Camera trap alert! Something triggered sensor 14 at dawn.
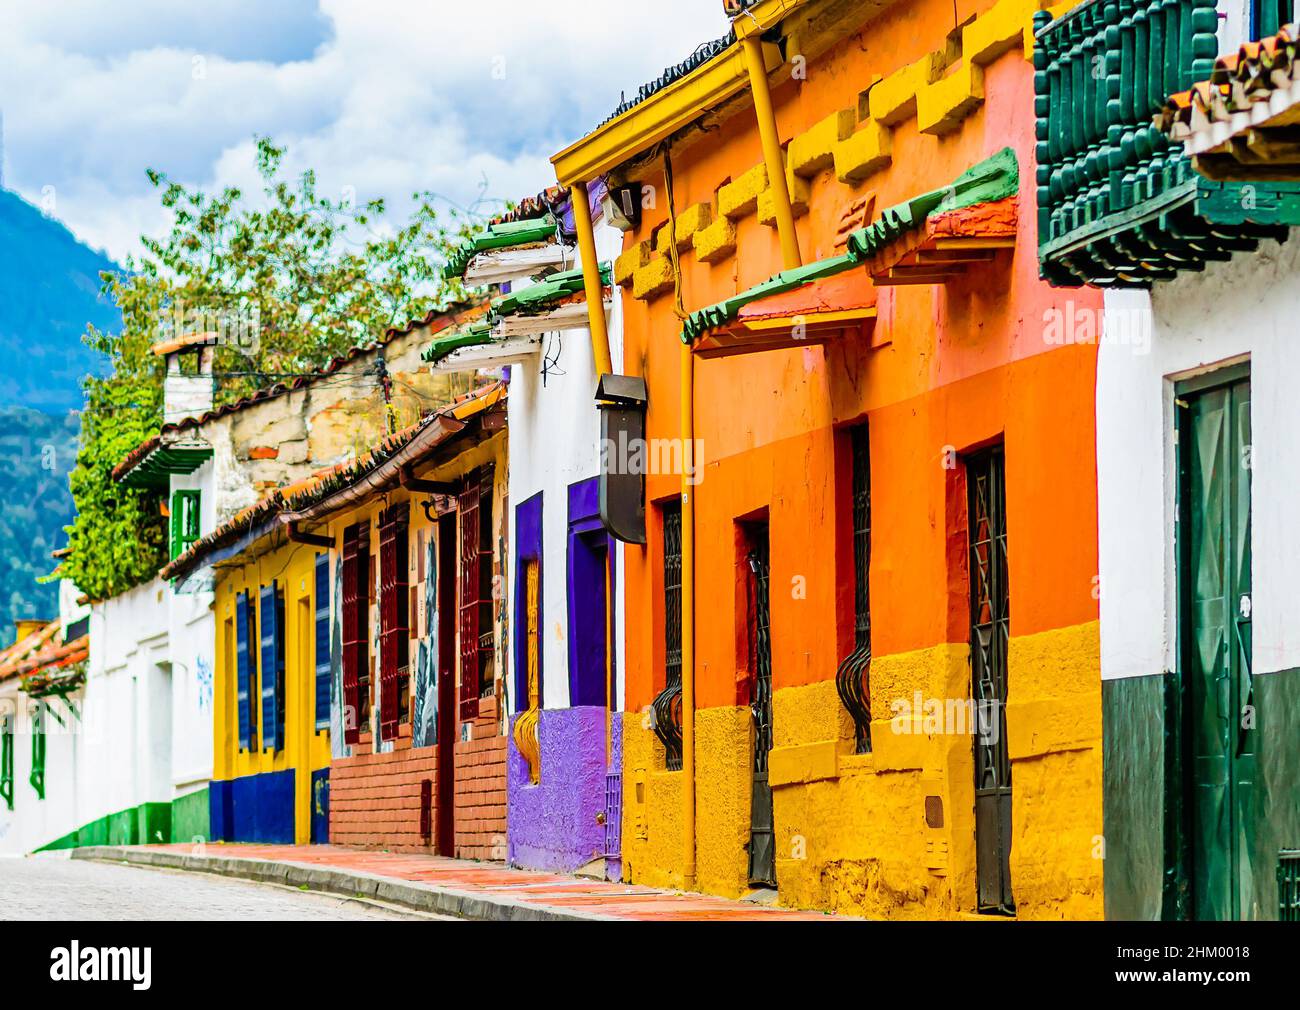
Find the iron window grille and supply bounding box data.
[968,447,1014,915]
[653,500,684,770]
[458,467,496,721]
[378,504,411,742]
[836,424,873,753]
[477,467,496,703]
[1280,850,1300,921]
[341,521,371,744]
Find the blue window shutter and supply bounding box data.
[236,593,251,749]
[259,584,284,752]
[314,553,331,730]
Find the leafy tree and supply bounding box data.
[59,137,482,600]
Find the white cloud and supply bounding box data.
[0,0,731,261]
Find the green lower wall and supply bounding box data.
[169,787,211,844]
[35,786,210,852]
[1102,674,1166,920]
[1251,671,1300,919]
[1103,668,1300,920]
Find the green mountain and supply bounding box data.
[0,189,121,643]
[0,406,80,638]
[0,189,119,409]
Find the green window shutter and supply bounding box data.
[30,703,45,800]
[170,489,202,560]
[0,713,13,810]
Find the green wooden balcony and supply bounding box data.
[1033,0,1300,287]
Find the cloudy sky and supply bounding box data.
[0,0,730,262]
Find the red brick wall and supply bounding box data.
[330,723,439,852]
[329,703,507,858]
[453,698,508,860]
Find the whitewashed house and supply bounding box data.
[1035,3,1300,919]
[429,186,630,875]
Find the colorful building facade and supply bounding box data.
[434,190,627,876]
[159,309,482,845]
[1034,6,1300,919]
[554,0,1106,917]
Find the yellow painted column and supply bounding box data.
[741,35,801,271]
[680,340,696,889]
[570,182,614,379]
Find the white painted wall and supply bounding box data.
[0,681,81,854]
[1098,230,1300,681]
[505,216,626,712]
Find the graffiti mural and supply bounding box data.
[412,535,438,748]
[194,656,213,711]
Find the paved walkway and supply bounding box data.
[1,853,443,920]
[74,844,835,921]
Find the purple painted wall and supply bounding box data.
[507,706,621,873]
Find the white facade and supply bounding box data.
[1098,230,1300,682]
[504,216,626,712]
[0,585,91,854]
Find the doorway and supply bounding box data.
[967,445,1014,915]
[743,520,775,888]
[1176,367,1254,920]
[436,514,458,856]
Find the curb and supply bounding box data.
[70,846,616,922]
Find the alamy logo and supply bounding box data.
[49,942,151,990]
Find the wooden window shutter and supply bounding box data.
[259,583,285,752]
[235,591,253,750]
[458,478,481,721]
[169,489,202,560]
[314,552,331,731]
[0,713,13,811]
[341,524,363,744]
[29,703,45,799]
[377,505,410,742]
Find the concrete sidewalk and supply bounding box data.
[72,844,837,921]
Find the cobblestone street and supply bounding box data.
[0,855,449,921]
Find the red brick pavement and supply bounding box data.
[142,843,836,921]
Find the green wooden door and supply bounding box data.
[1179,373,1255,921]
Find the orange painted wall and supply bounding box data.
[620,0,1103,721]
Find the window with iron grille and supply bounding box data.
[30,702,45,800]
[169,488,201,561]
[0,711,13,811]
[458,468,496,721]
[378,504,410,742]
[835,424,873,753]
[476,467,496,702]
[341,521,371,744]
[653,499,684,770]
[259,582,286,753]
[1280,851,1300,922]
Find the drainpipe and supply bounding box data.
[740,34,801,271]
[680,340,697,890]
[569,182,614,380]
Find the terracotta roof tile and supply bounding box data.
[0,620,77,683]
[113,301,493,482]
[1160,23,1300,144]
[159,381,506,581]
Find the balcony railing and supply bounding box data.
[1033,0,1300,286]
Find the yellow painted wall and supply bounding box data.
[213,537,333,845]
[623,622,1102,918]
